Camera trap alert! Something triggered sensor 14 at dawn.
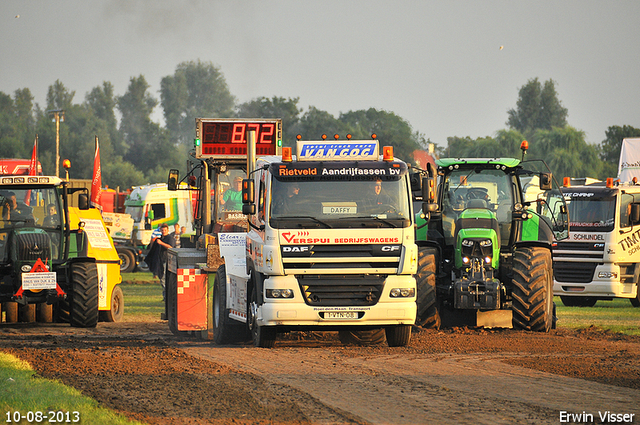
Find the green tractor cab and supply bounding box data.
[413,155,568,331]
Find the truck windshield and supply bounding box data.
[565,192,616,232]
[270,179,411,229]
[0,187,64,261]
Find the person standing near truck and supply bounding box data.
[144,223,176,299]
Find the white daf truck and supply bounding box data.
[164,118,418,347]
[553,177,640,307]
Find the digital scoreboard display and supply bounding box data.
[196,119,282,159]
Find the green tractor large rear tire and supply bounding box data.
[511,247,553,332]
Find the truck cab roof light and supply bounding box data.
[606,177,614,188]
[383,146,394,162]
[334,134,339,140]
[520,140,529,152]
[282,147,293,162]
[346,134,352,140]
[563,177,570,187]
[371,133,377,140]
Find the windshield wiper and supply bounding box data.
[274,216,332,228]
[340,215,399,228]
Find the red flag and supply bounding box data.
[24,136,38,205]
[90,136,102,210]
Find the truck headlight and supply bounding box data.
[390,288,415,298]
[597,272,617,279]
[266,289,294,298]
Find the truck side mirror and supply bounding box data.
[410,173,422,192]
[242,204,256,215]
[167,169,179,191]
[540,172,552,190]
[78,193,89,210]
[631,203,640,224]
[242,179,254,204]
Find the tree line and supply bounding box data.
[0,61,638,189]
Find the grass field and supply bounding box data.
[555,297,640,336]
[0,353,143,425]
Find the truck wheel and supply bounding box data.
[37,303,53,323]
[512,247,553,332]
[338,329,386,345]
[100,285,124,322]
[248,284,276,348]
[4,302,18,323]
[136,260,149,273]
[560,296,597,307]
[20,304,36,322]
[385,325,412,347]
[213,265,248,344]
[69,262,99,328]
[118,249,136,273]
[631,287,640,308]
[415,247,441,328]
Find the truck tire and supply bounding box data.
[37,303,53,323]
[69,262,99,328]
[560,296,597,307]
[4,302,18,323]
[338,329,386,346]
[117,248,136,274]
[100,285,124,322]
[631,287,640,308]
[415,247,441,329]
[213,265,248,344]
[511,247,553,332]
[20,304,36,322]
[136,260,149,273]
[385,325,412,347]
[248,284,276,348]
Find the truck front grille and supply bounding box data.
[281,244,401,274]
[552,241,605,261]
[298,275,385,307]
[554,261,597,283]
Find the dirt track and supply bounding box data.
[1,321,640,425]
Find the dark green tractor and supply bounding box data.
[414,154,568,331]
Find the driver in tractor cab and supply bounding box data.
[1,191,33,223]
[221,176,243,211]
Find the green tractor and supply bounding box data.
[414,150,568,331]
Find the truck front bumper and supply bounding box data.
[553,264,637,299]
[257,274,416,327]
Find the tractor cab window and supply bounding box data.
[215,169,247,224]
[441,168,514,246]
[0,187,64,261]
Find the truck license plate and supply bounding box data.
[324,311,358,319]
[22,272,57,290]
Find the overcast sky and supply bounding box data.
[1,0,639,149]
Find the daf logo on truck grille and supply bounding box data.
[282,246,310,253]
